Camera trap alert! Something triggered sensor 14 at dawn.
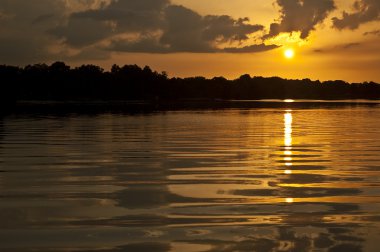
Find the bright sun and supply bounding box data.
[284,49,295,59]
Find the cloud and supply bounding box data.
[109,38,278,54]
[50,16,115,47]
[265,0,336,39]
[0,0,68,64]
[342,42,361,49]
[50,0,168,47]
[313,42,363,53]
[32,14,56,24]
[332,0,380,30]
[70,0,169,33]
[223,44,280,53]
[159,5,213,52]
[0,37,50,64]
[202,15,264,42]
[364,29,380,36]
[52,1,272,53]
[0,0,304,64]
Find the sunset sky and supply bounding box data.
[0,0,379,82]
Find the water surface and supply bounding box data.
[1,104,380,251]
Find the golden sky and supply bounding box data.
[0,0,379,82]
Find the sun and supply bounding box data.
[284,49,295,59]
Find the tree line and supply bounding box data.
[1,62,380,105]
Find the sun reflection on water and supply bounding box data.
[284,150,292,156]
[284,169,292,175]
[284,99,295,103]
[284,112,293,148]
[286,198,294,203]
[284,111,293,202]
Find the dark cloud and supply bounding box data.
[107,4,271,54]
[202,15,264,42]
[160,5,212,52]
[342,42,361,49]
[0,0,67,64]
[70,0,168,32]
[313,42,363,53]
[53,1,271,53]
[265,0,336,39]
[157,5,265,53]
[333,0,380,30]
[32,14,55,24]
[50,16,115,47]
[0,37,50,64]
[52,0,165,47]
[364,29,380,36]
[223,44,280,53]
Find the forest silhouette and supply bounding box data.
[1,62,380,109]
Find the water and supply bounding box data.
[1,104,380,251]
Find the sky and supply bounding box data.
[0,0,379,82]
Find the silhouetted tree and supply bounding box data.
[0,62,379,112]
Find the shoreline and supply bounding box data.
[2,99,379,115]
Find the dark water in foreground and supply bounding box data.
[1,104,380,251]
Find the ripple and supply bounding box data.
[1,107,380,251]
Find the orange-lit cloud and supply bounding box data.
[333,0,380,30]
[265,0,336,39]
